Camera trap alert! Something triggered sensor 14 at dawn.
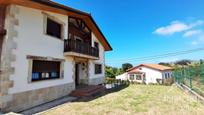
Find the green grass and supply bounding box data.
[39,85,204,115]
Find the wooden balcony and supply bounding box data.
[64,39,99,59]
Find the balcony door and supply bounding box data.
[68,17,91,45]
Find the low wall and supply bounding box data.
[89,77,104,85]
[2,82,75,113]
[176,83,204,105]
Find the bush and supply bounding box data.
[163,78,174,86]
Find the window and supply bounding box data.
[139,68,142,70]
[95,64,102,74]
[165,73,168,79]
[129,74,135,80]
[136,75,142,80]
[167,73,170,78]
[46,18,62,39]
[31,60,61,82]
[94,42,99,49]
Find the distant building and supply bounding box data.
[116,64,173,84]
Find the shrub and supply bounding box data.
[163,78,174,86]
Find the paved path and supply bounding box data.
[20,96,77,115]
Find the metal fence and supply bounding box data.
[173,64,204,96]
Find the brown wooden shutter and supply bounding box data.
[0,5,7,64]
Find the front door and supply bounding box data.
[75,64,79,86]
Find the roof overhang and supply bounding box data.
[127,64,173,72]
[0,0,112,51]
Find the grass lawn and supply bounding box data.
[39,85,204,115]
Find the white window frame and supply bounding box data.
[42,12,65,40]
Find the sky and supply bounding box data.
[54,0,204,67]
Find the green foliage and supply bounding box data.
[122,63,133,72]
[158,62,171,67]
[174,62,204,86]
[175,59,192,66]
[105,66,124,78]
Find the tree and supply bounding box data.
[105,65,125,78]
[105,66,115,78]
[122,63,133,72]
[158,62,171,67]
[200,59,204,65]
[175,59,192,66]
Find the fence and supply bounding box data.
[173,64,204,96]
[104,78,130,90]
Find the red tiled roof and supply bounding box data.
[128,69,143,74]
[128,64,173,72]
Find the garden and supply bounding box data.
[39,84,204,115]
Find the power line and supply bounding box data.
[106,47,204,64]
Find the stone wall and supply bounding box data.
[3,83,75,112]
[89,77,105,85]
[0,5,18,112]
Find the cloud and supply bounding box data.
[190,35,204,45]
[183,30,202,37]
[189,20,204,27]
[153,20,203,36]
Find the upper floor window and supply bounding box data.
[46,18,62,39]
[94,42,99,49]
[42,12,65,40]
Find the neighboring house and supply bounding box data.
[116,64,173,84]
[0,0,112,112]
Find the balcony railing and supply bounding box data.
[64,39,99,58]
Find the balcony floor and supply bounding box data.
[64,52,99,60]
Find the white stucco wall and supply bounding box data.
[116,73,128,80]
[88,33,105,80]
[116,66,172,84]
[135,67,162,84]
[8,5,74,94]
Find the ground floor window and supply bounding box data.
[95,64,102,74]
[129,74,135,80]
[136,75,142,80]
[31,60,61,82]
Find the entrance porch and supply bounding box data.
[74,58,89,87]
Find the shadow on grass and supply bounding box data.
[74,84,130,102]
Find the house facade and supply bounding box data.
[116,64,173,84]
[0,0,112,112]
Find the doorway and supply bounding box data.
[74,60,89,88]
[75,63,79,86]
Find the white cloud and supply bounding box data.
[153,20,203,36]
[189,34,204,46]
[183,30,202,37]
[189,20,204,27]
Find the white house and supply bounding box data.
[116,64,173,84]
[0,0,112,112]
